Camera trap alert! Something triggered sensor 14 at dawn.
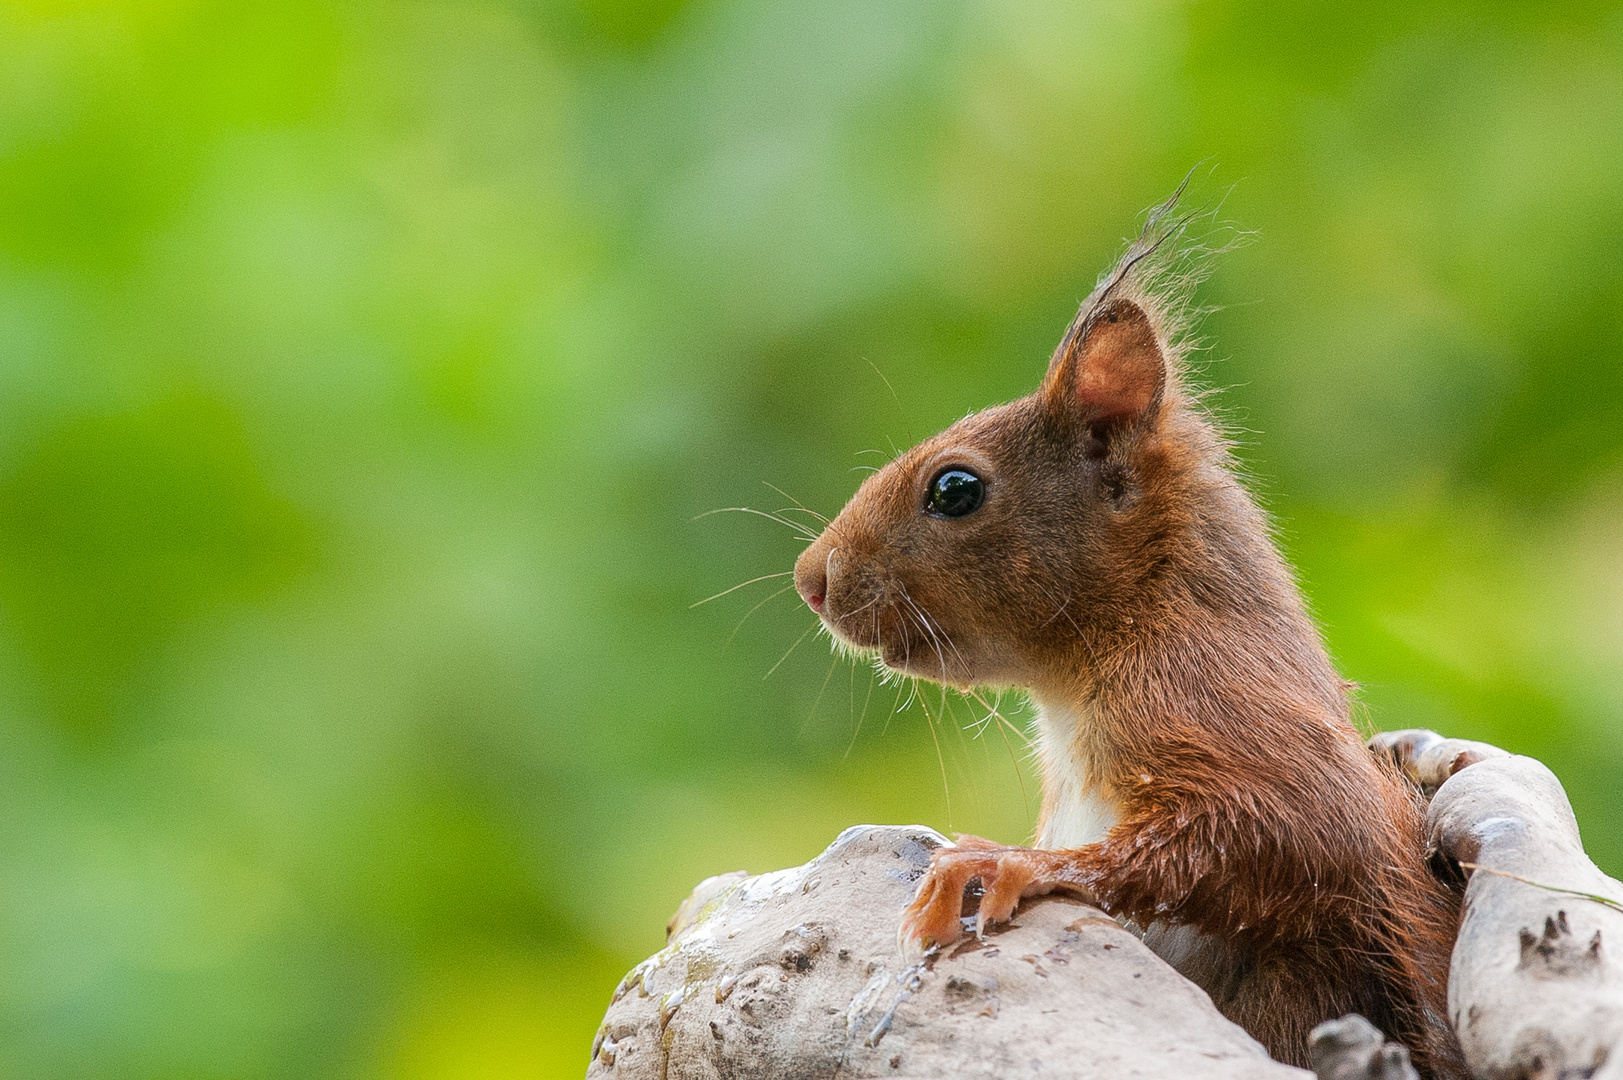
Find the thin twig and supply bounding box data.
[1457,862,1623,913]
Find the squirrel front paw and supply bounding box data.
[899,837,1074,954]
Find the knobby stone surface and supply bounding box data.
[1309,1015,1420,1080]
[589,734,1622,1080]
[587,824,1307,1079]
[1425,752,1623,1080]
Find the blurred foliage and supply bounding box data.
[0,0,1620,1076]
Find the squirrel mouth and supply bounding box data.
[816,606,879,655]
[820,597,962,683]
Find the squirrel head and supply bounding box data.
[793,286,1220,692]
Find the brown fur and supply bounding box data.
[791,213,1465,1075]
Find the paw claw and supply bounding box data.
[900,838,1053,954]
[897,909,952,958]
[896,921,925,961]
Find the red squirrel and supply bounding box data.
[789,207,1465,1075]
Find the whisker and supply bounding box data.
[895,594,962,749]
[727,584,796,645]
[841,594,881,620]
[863,358,901,408]
[776,506,830,526]
[844,662,877,759]
[881,672,906,736]
[801,653,840,735]
[896,617,918,709]
[906,597,948,675]
[761,482,830,525]
[915,680,952,827]
[691,571,794,608]
[694,506,818,541]
[937,692,984,809]
[898,587,971,684]
[764,617,820,679]
[968,687,1034,831]
[1033,581,1083,635]
[966,688,1033,749]
[843,659,855,752]
[1039,595,1072,629]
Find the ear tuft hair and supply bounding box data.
[1041,170,1248,428]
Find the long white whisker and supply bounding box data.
[840,594,882,621]
[863,358,901,408]
[691,571,794,608]
[882,669,906,736]
[965,687,1033,749]
[842,660,867,759]
[899,587,970,684]
[968,687,1034,835]
[764,617,819,679]
[761,482,830,525]
[915,680,953,826]
[801,653,840,734]
[727,584,796,644]
[695,506,818,541]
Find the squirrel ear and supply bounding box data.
[1042,299,1166,427]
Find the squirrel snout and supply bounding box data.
[794,542,832,614]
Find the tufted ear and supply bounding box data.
[1041,299,1166,428]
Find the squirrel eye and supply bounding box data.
[926,469,985,518]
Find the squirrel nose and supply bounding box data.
[794,542,831,614]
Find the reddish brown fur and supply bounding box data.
[791,226,1465,1075]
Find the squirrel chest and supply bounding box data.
[1034,699,1120,850]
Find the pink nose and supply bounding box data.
[794,544,830,615]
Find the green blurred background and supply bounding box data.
[2,0,1621,1075]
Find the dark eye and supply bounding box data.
[926,469,985,518]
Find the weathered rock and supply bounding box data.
[1309,1014,1419,1080]
[1427,754,1623,1080]
[588,824,1308,1079]
[592,741,1623,1079]
[1369,729,1510,798]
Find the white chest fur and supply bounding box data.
[1032,700,1231,992]
[1033,699,1119,850]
